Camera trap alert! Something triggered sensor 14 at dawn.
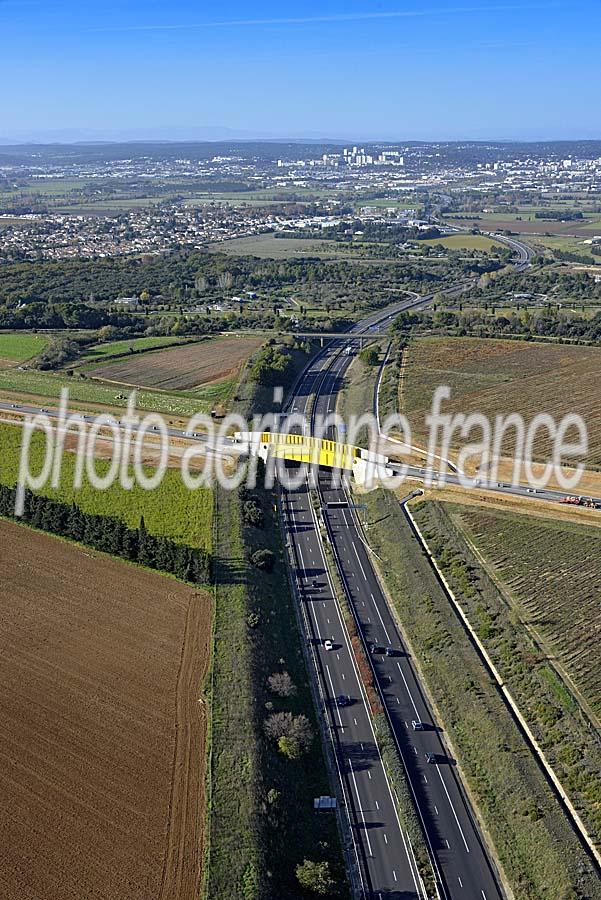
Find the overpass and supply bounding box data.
[234,430,391,485]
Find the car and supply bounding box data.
[324,639,334,651]
[336,695,352,707]
[370,643,384,655]
[412,720,425,731]
[425,752,436,764]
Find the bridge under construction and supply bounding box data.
[234,430,393,485]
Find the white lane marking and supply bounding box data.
[383,833,388,844]
[393,870,397,882]
[396,697,400,704]
[351,540,368,580]
[436,764,470,853]
[375,800,380,810]
[446,839,450,849]
[458,876,463,887]
[367,770,371,780]
[434,805,439,815]
[372,593,392,644]
[348,758,373,858]
[325,666,344,733]
[423,775,428,784]
[341,673,345,680]
[327,618,330,624]
[481,893,488,900]
[396,661,421,719]
[353,718,358,726]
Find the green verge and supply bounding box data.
[412,500,601,845]
[208,348,348,899]
[360,488,601,900]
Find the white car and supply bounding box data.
[324,639,334,651]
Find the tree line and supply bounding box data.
[0,485,212,584]
[391,307,601,344]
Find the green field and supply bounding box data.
[0,368,216,416]
[80,335,190,362]
[0,333,48,362]
[419,234,503,252]
[0,422,212,550]
[529,234,601,261]
[210,234,354,259]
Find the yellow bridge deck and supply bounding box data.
[260,431,359,470]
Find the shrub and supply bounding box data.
[295,859,336,895]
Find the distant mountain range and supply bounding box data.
[0,126,352,145]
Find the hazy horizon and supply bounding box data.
[1,1,600,144]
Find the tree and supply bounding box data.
[278,735,301,759]
[359,346,379,367]
[264,712,313,757]
[251,548,274,572]
[295,859,336,895]
[267,671,296,698]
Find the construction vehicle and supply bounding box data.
[560,495,601,509]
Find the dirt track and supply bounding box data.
[0,520,212,900]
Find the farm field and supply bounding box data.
[443,211,601,238]
[440,503,601,720]
[89,334,263,393]
[0,423,213,550]
[418,233,503,251]
[81,335,188,361]
[0,519,212,900]
[402,336,601,468]
[0,332,48,364]
[0,367,216,416]
[528,233,601,261]
[210,233,354,259]
[413,500,601,841]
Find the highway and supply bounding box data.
[303,339,503,900]
[276,238,536,897]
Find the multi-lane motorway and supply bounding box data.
[280,301,506,897]
[276,236,537,897]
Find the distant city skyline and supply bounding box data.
[1,0,600,143]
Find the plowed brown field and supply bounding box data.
[0,520,212,900]
[403,336,601,467]
[90,335,263,391]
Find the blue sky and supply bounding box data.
[1,0,600,142]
